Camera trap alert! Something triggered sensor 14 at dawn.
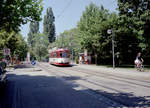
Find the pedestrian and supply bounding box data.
[0,65,3,74]
[79,56,82,64]
[0,58,7,73]
[134,52,144,70]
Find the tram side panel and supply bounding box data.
[49,57,70,66]
[49,50,70,66]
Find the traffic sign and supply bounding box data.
[3,48,10,55]
[107,29,112,34]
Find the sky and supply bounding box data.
[20,0,117,39]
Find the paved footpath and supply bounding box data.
[76,64,150,78]
[3,64,123,108]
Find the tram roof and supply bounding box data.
[56,48,69,52]
[49,48,69,53]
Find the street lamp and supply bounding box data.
[107,29,115,69]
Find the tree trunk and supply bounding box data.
[94,52,97,65]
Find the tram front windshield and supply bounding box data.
[60,52,68,58]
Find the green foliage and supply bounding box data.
[29,33,49,61]
[0,0,43,32]
[0,30,28,60]
[0,0,46,61]
[49,28,82,59]
[48,1,150,65]
[43,7,56,43]
[14,34,28,61]
[0,0,43,60]
[0,30,9,49]
[117,0,150,64]
[47,1,150,65]
[27,21,39,48]
[78,3,113,64]
[26,20,49,61]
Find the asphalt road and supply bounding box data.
[1,63,150,108]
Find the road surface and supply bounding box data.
[0,62,150,108]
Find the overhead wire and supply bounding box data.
[106,0,117,6]
[57,0,73,18]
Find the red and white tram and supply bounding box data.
[49,48,70,66]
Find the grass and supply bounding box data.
[96,64,150,71]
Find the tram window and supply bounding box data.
[56,52,58,57]
[53,53,56,58]
[50,53,53,58]
[60,52,63,57]
[59,52,68,58]
[62,52,67,58]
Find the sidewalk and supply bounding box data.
[74,64,150,78]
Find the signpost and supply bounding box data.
[27,52,30,63]
[84,49,88,63]
[69,41,74,63]
[107,29,115,69]
[3,48,10,65]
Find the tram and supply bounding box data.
[49,48,70,66]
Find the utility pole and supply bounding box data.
[69,40,73,64]
[61,35,64,48]
[69,33,74,64]
[72,42,73,63]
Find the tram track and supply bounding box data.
[38,63,128,93]
[62,66,150,88]
[46,66,124,93]
[38,63,150,94]
[37,63,127,107]
[72,66,150,83]
[38,63,150,107]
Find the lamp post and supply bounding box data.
[107,29,115,69]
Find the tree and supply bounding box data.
[43,7,56,43]
[15,36,28,61]
[27,21,40,48]
[0,30,9,50]
[2,32,28,62]
[117,0,150,64]
[0,0,43,32]
[78,3,112,64]
[31,33,49,61]
[50,28,81,60]
[0,0,43,60]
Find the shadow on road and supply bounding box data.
[14,64,33,69]
[51,64,78,68]
[94,90,150,107]
[0,80,15,108]
[0,69,150,108]
[61,76,81,81]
